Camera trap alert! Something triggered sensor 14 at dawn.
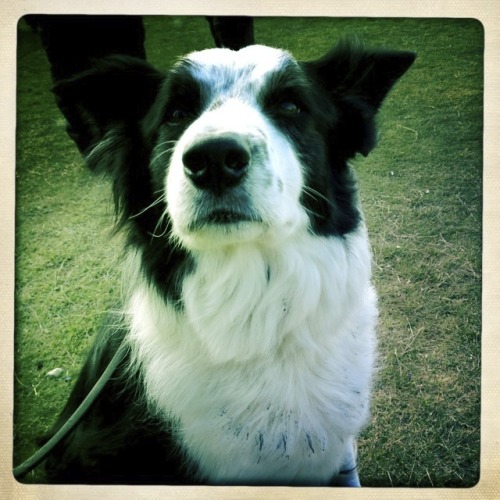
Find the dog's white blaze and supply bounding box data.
[126,226,377,484]
[165,46,307,250]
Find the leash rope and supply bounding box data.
[13,344,127,480]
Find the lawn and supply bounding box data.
[14,16,483,487]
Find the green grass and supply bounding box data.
[14,16,482,487]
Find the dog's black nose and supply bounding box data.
[183,136,250,194]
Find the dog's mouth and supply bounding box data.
[189,209,262,231]
[204,209,253,225]
[184,187,264,232]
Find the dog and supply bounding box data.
[44,38,415,486]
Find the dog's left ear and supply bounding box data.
[53,56,165,155]
[304,38,416,156]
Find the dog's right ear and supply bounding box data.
[304,38,416,158]
[52,55,164,155]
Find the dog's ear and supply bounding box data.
[304,38,416,157]
[52,55,164,155]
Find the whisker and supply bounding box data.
[149,210,170,239]
[152,139,177,152]
[129,192,166,220]
[302,205,326,221]
[151,147,176,165]
[151,140,177,164]
[302,185,336,210]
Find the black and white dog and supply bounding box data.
[45,39,415,485]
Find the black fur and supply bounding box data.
[44,316,189,484]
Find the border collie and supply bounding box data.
[44,39,415,486]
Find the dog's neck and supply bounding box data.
[126,227,372,364]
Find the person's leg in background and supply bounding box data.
[26,15,146,153]
[206,16,254,50]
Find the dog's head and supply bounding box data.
[54,40,415,251]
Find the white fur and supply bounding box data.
[125,228,377,484]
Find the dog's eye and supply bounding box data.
[166,108,191,123]
[278,100,301,115]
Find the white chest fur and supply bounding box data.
[126,229,378,484]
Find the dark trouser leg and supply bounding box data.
[26,15,146,153]
[206,16,254,50]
